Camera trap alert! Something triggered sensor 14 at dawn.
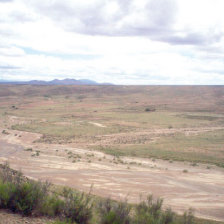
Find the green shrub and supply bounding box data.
[161,208,175,224]
[63,188,92,224]
[183,209,194,224]
[0,164,92,221]
[0,180,43,216]
[2,130,9,135]
[0,181,16,208]
[145,108,156,112]
[98,198,131,224]
[134,195,174,224]
[50,221,75,224]
[0,163,50,216]
[41,195,65,217]
[10,180,50,215]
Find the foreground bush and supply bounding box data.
[0,181,16,209]
[98,198,131,224]
[62,188,92,224]
[134,195,175,224]
[0,163,50,215]
[183,209,194,224]
[0,163,92,224]
[41,195,65,217]
[10,181,49,215]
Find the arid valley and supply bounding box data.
[0,85,224,223]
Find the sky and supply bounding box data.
[0,0,224,85]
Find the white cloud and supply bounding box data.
[0,0,224,84]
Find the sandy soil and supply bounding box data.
[0,129,224,222]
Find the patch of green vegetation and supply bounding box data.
[2,129,9,135]
[0,163,92,224]
[36,151,40,156]
[24,148,33,151]
[178,114,224,121]
[11,121,125,138]
[94,130,224,167]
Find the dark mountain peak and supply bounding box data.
[0,78,113,85]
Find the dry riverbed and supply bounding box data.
[0,128,224,222]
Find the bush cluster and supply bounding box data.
[0,163,50,216]
[0,163,92,223]
[134,195,174,224]
[98,198,131,224]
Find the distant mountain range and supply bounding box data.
[0,78,113,85]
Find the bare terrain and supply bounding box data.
[0,85,224,222]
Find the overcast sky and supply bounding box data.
[0,0,224,84]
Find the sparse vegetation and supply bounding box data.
[145,107,156,112]
[0,163,204,224]
[95,130,224,167]
[0,85,224,223]
[2,129,9,135]
[5,85,224,167]
[62,188,92,224]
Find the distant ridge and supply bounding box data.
[0,78,113,85]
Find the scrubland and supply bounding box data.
[0,85,224,223]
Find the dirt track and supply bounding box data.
[0,129,224,222]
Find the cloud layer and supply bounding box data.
[0,0,224,84]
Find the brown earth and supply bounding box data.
[1,85,224,112]
[0,210,54,224]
